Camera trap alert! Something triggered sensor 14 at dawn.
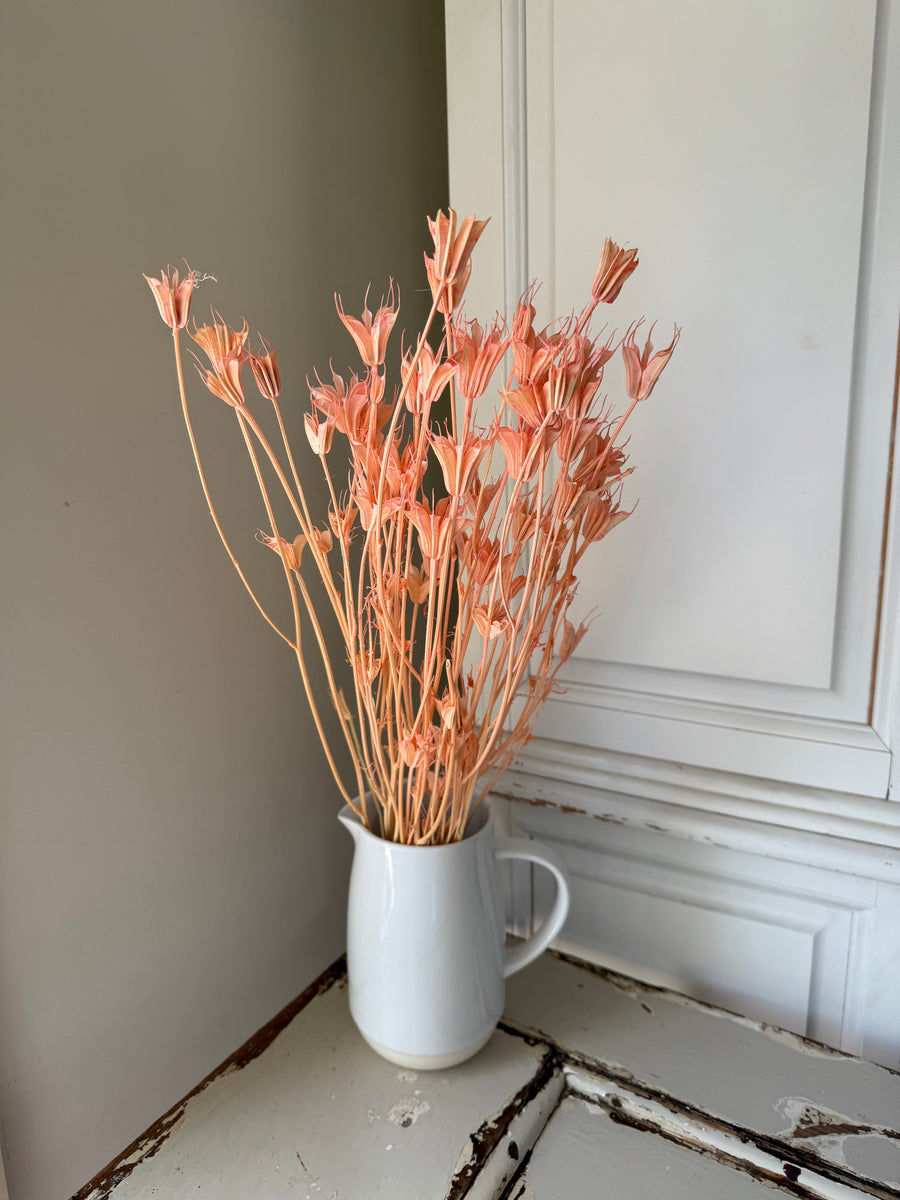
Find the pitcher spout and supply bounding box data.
[338,803,364,843]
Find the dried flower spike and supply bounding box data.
[144,265,194,330]
[249,336,281,400]
[425,209,489,313]
[590,239,639,304]
[622,321,680,401]
[148,208,677,845]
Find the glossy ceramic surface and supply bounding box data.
[339,800,570,1068]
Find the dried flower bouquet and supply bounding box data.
[146,211,677,845]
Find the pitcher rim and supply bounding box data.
[339,798,492,852]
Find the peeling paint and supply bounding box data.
[396,1069,418,1083]
[553,951,862,1062]
[387,1098,431,1128]
[445,1048,560,1199]
[72,957,348,1200]
[775,1095,900,1183]
[453,1138,474,1176]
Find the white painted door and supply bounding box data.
[446,0,900,1066]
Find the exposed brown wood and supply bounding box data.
[444,1046,561,1200]
[493,1027,900,1200]
[70,955,347,1200]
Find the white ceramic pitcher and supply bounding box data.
[339,800,570,1069]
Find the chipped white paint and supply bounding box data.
[386,1098,431,1128]
[82,953,897,1198]
[565,1069,874,1200]
[464,1064,565,1200]
[775,1096,900,1187]
[503,955,900,1192]
[81,977,544,1199]
[523,1095,792,1200]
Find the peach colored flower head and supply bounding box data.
[559,618,589,660]
[190,316,249,370]
[304,413,334,457]
[336,285,398,369]
[401,343,456,414]
[473,602,512,641]
[197,351,246,408]
[450,317,509,401]
[424,209,489,314]
[328,504,356,544]
[409,500,454,562]
[257,531,306,572]
[308,526,333,555]
[144,265,194,330]
[495,425,540,481]
[580,492,630,542]
[405,565,430,605]
[591,239,639,304]
[249,336,281,400]
[429,432,485,496]
[622,321,680,402]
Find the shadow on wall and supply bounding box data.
[0,3,449,1199]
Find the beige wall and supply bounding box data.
[0,2,448,1197]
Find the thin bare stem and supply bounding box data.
[172,331,296,649]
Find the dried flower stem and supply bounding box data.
[146,215,677,844]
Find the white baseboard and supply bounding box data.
[493,749,900,1070]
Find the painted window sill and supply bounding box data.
[74,952,900,1199]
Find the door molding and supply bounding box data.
[448,0,900,799]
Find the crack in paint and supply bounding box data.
[497,1021,900,1200]
[445,1046,560,1200]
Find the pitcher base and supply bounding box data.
[359,1029,494,1071]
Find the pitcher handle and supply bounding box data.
[495,837,570,978]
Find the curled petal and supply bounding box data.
[435,694,457,729]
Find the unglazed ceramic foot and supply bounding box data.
[359,1029,494,1070]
